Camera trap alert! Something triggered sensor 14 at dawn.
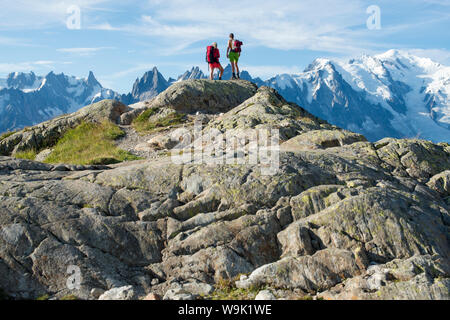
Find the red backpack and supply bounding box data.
[233,40,243,53]
[206,46,219,63]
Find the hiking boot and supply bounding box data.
[237,72,240,79]
[232,73,237,80]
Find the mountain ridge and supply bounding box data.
[267,50,450,142]
[1,50,449,142]
[0,71,121,134]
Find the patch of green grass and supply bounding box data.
[36,294,50,300]
[43,121,141,165]
[103,122,126,140]
[133,108,186,134]
[206,276,262,300]
[209,287,261,300]
[315,296,324,301]
[19,126,33,133]
[135,107,161,122]
[60,294,79,300]
[0,130,17,141]
[15,149,38,160]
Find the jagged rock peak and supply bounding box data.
[86,71,101,88]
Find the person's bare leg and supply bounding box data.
[210,68,214,80]
[231,62,235,75]
[219,65,224,79]
[235,62,240,78]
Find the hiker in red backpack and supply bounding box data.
[206,42,224,80]
[227,33,242,79]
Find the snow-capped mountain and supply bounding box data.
[0,71,121,133]
[267,50,450,142]
[0,67,177,133]
[1,71,42,91]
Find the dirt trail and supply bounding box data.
[115,113,219,160]
[116,125,158,159]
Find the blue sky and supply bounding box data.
[0,0,449,93]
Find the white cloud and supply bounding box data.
[33,60,55,65]
[57,47,116,56]
[0,35,34,46]
[419,0,450,6]
[0,60,75,77]
[407,48,450,65]
[0,0,114,29]
[91,0,446,59]
[87,22,119,31]
[2,0,449,60]
[87,0,374,55]
[0,60,55,74]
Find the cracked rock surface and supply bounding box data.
[0,81,449,300]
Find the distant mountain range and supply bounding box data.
[267,50,450,142]
[1,50,449,142]
[0,71,120,133]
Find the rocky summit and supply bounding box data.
[0,79,449,300]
